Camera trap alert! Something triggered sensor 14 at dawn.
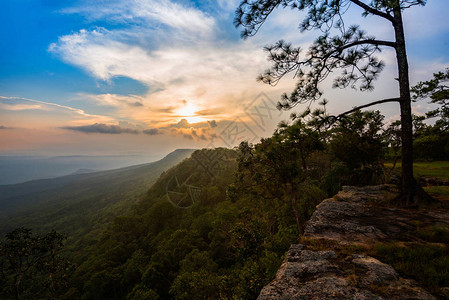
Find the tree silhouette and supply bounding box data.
[235,0,432,203]
[236,120,325,233]
[412,68,449,130]
[411,69,449,160]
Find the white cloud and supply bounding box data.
[0,103,44,111]
[49,27,267,87]
[0,96,87,114]
[0,96,113,127]
[49,25,270,121]
[82,93,145,108]
[49,0,448,129]
[217,0,240,12]
[410,60,449,84]
[49,0,279,119]
[49,28,153,81]
[61,0,216,38]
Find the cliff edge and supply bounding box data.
[258,185,449,300]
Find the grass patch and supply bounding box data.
[300,236,338,251]
[417,225,449,244]
[424,186,449,202]
[372,243,449,298]
[301,237,367,256]
[301,237,449,297]
[384,161,449,181]
[414,161,449,181]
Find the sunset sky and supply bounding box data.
[1,0,448,158]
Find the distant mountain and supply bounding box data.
[70,168,98,175]
[0,149,196,238]
[0,154,162,185]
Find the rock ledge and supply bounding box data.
[258,185,447,300]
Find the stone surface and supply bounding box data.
[304,185,449,246]
[419,176,449,187]
[258,244,435,300]
[258,185,446,300]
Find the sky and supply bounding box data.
[0,0,448,158]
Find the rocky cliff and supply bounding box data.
[258,185,449,299]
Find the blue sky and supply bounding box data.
[0,0,448,157]
[0,0,149,100]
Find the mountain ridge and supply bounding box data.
[0,148,196,236]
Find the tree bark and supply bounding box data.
[393,3,415,199]
[290,190,303,234]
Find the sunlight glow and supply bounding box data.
[176,104,205,123]
[184,116,206,124]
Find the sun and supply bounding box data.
[177,104,196,117]
[176,104,206,124]
[184,116,206,124]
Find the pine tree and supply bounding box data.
[235,0,433,203]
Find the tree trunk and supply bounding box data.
[49,272,56,300]
[290,191,303,234]
[15,273,22,300]
[393,4,415,200]
[392,3,436,204]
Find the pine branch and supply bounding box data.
[312,98,400,130]
[350,0,396,23]
[333,39,397,53]
[332,97,400,120]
